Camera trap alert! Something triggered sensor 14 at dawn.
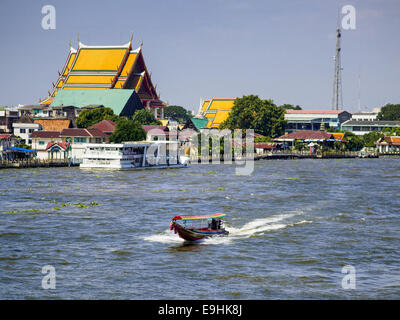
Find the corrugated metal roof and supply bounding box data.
[50,89,141,116]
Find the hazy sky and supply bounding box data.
[0,0,399,113]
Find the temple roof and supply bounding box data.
[40,39,159,105]
[198,98,236,128]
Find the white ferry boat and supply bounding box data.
[80,142,189,170]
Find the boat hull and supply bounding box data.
[171,222,229,241]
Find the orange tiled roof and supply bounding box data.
[33,119,72,131]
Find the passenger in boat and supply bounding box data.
[211,219,217,230]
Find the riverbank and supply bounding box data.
[0,159,78,169]
[191,151,380,162]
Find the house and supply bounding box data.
[376,136,400,153]
[33,119,73,132]
[30,131,61,160]
[341,120,400,136]
[88,120,116,136]
[285,110,352,133]
[0,108,19,133]
[254,143,280,154]
[59,128,109,163]
[0,134,18,160]
[141,125,169,141]
[275,130,336,149]
[12,115,41,145]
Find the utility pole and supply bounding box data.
[332,26,343,110]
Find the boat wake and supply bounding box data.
[143,212,312,245]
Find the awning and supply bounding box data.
[10,147,36,153]
[172,213,226,221]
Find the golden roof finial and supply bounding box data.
[130,32,134,43]
[77,33,80,45]
[140,39,143,48]
[69,40,72,49]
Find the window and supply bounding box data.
[29,129,34,133]
[73,137,87,143]
[20,128,26,133]
[39,141,45,146]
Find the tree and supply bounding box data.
[343,132,363,151]
[280,104,302,110]
[76,107,118,128]
[109,117,146,143]
[220,95,287,137]
[362,131,383,148]
[164,105,193,123]
[377,104,400,121]
[132,109,162,125]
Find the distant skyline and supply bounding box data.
[0,0,399,113]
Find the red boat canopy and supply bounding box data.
[171,213,226,221]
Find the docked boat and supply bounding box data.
[170,213,229,241]
[80,141,188,170]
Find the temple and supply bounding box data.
[196,98,235,128]
[40,37,165,118]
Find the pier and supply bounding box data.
[0,158,78,169]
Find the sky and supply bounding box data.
[0,0,399,114]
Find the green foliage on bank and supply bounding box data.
[76,107,119,128]
[377,103,400,121]
[132,109,162,125]
[109,117,147,143]
[163,105,193,123]
[220,95,287,138]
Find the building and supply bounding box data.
[141,125,169,141]
[285,110,352,133]
[0,108,19,133]
[183,118,209,132]
[50,89,143,118]
[33,119,73,132]
[0,134,18,160]
[341,120,400,135]
[40,38,165,118]
[350,112,378,121]
[30,131,61,160]
[376,136,400,153]
[45,142,71,161]
[18,104,80,121]
[197,98,236,128]
[12,122,41,145]
[254,142,280,154]
[88,120,116,136]
[275,130,336,149]
[59,128,109,162]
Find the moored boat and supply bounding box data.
[170,213,229,241]
[80,141,188,170]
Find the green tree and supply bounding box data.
[76,107,118,128]
[164,105,193,123]
[280,104,302,110]
[377,103,400,121]
[132,109,162,125]
[220,95,287,137]
[343,132,363,151]
[362,131,383,148]
[109,117,146,143]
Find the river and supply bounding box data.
[0,158,399,299]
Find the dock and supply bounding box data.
[0,159,78,169]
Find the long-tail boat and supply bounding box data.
[169,213,229,241]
